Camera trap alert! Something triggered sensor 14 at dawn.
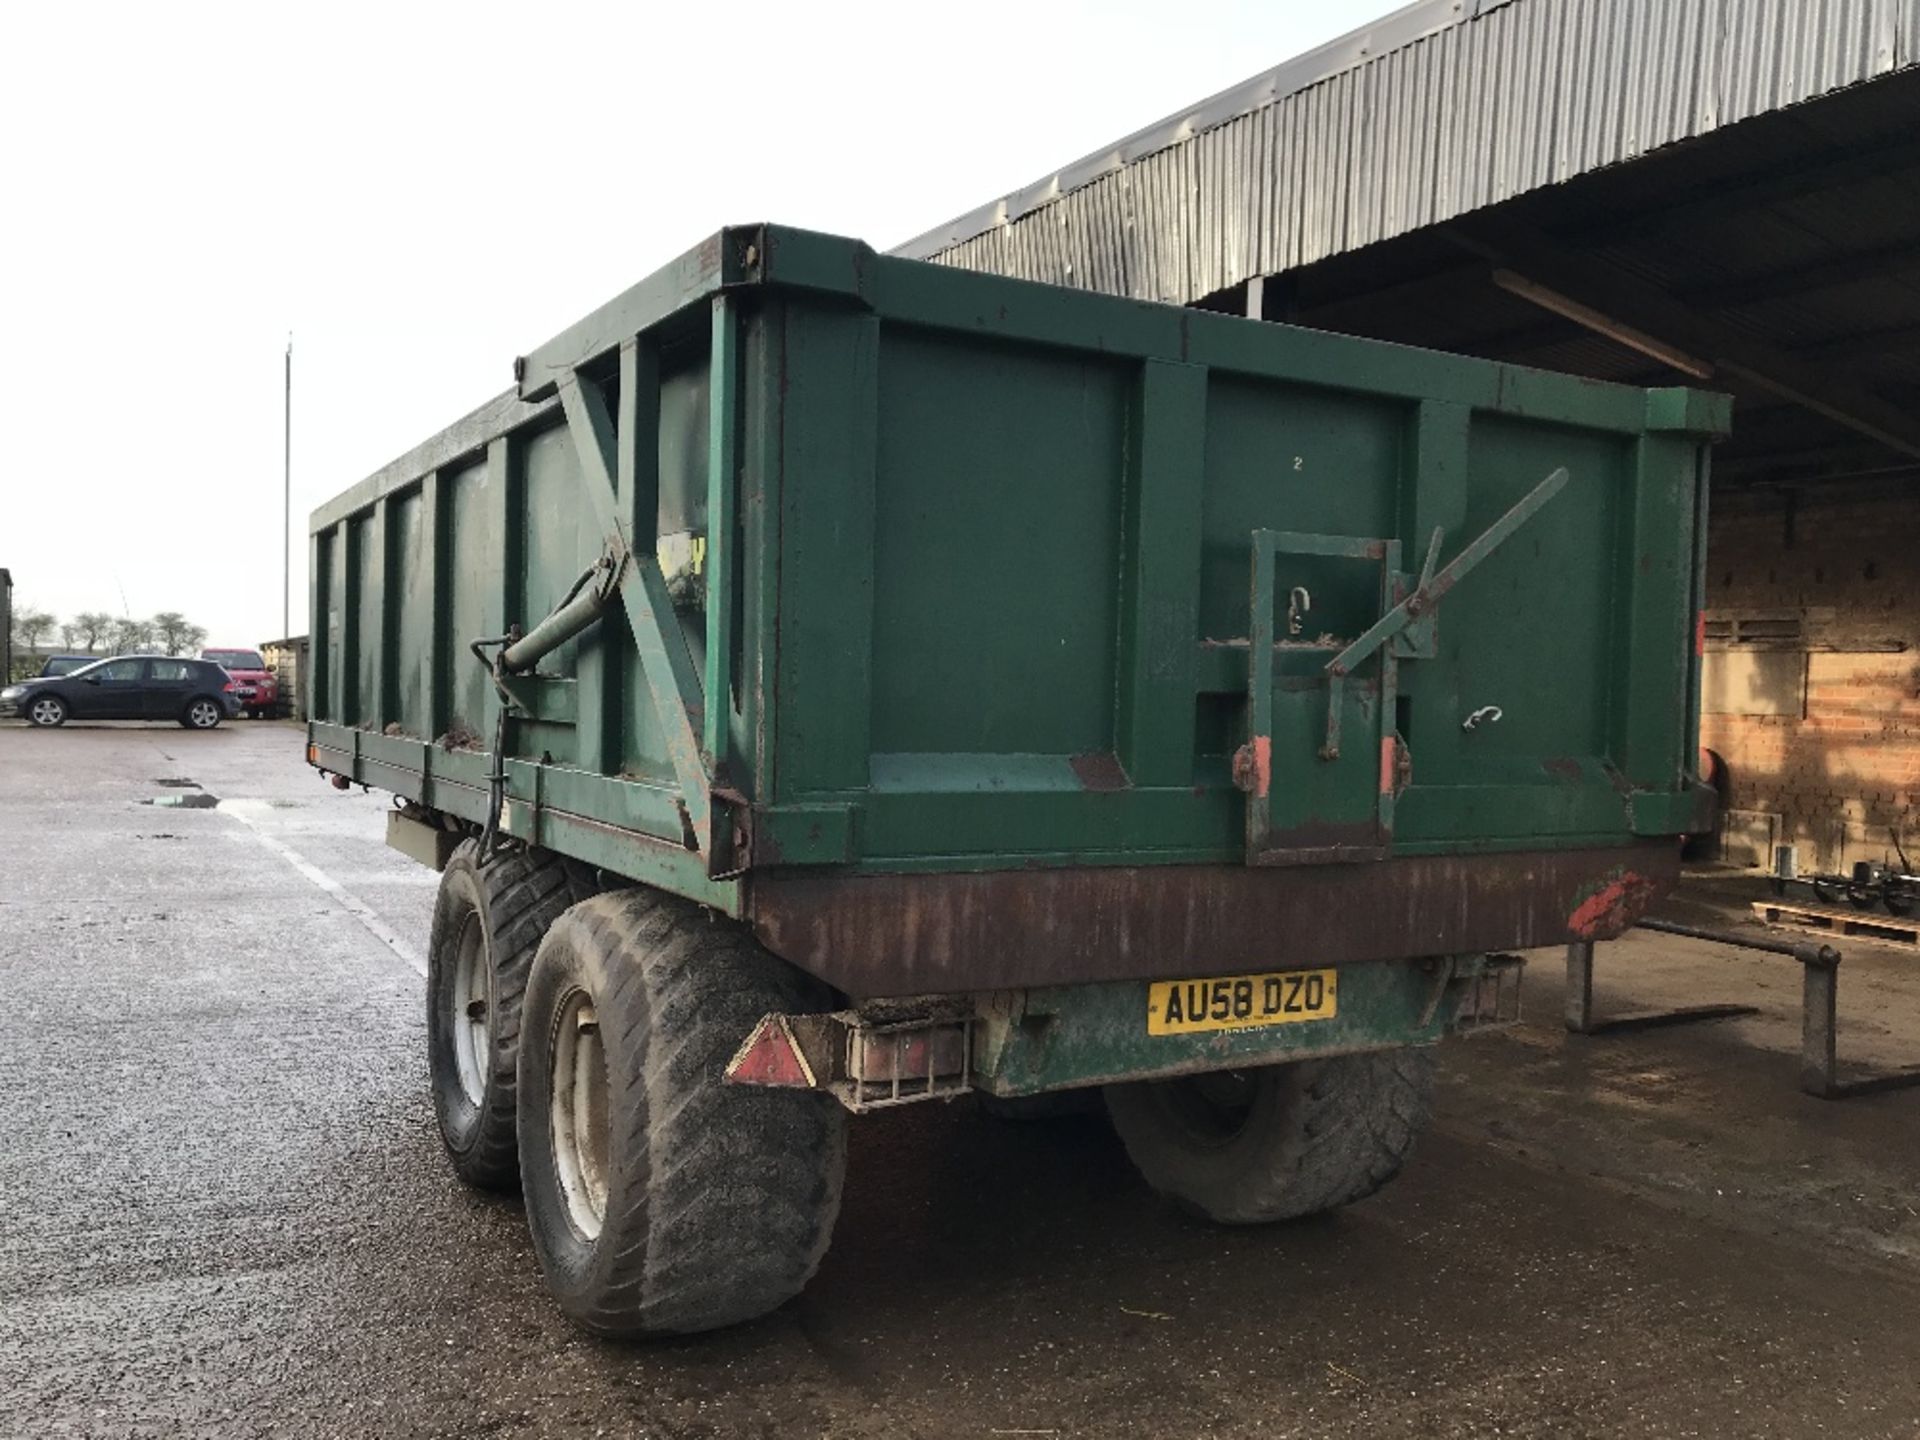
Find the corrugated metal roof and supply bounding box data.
[896,0,1920,303]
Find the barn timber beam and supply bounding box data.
[1443,223,1920,461]
[1489,270,1714,378]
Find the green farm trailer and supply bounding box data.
[308,223,1723,1336]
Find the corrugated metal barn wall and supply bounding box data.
[915,0,1920,303]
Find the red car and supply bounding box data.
[200,647,279,719]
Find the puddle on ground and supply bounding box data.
[142,793,220,809]
[153,777,200,788]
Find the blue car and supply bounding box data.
[1,656,242,729]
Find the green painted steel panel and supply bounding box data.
[1199,377,1402,645]
[311,525,337,723]
[618,352,713,788]
[869,330,1127,760]
[443,457,497,743]
[767,304,878,798]
[521,424,594,690]
[657,357,711,537]
[310,223,1721,910]
[351,514,382,730]
[390,486,431,738]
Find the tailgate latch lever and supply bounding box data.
[1317,466,1567,759]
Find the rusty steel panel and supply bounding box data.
[749,844,1678,999]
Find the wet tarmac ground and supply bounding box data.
[4,721,1920,1439]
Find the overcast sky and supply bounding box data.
[2,0,1393,646]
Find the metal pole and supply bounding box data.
[283,336,292,640]
[1564,941,1595,1034]
[1800,950,1840,1099]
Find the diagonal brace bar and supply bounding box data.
[556,365,715,854]
[1326,466,1568,683]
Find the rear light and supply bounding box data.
[223,680,238,693]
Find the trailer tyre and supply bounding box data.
[1104,1048,1435,1225]
[518,890,848,1337]
[427,841,600,1191]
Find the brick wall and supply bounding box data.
[1702,482,1920,874]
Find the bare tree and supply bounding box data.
[59,620,80,649]
[12,606,56,656]
[182,623,208,655]
[111,616,155,653]
[73,611,114,651]
[151,611,194,656]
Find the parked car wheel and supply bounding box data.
[26,695,67,728]
[181,698,224,730]
[518,888,847,1336]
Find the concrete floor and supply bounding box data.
[3,720,1919,1439]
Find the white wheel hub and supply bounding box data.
[550,992,610,1239]
[451,912,490,1107]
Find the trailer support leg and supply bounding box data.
[1795,947,1920,1099]
[1800,951,1839,1098]
[1564,941,1596,1034]
[1561,937,1758,1035]
[1578,917,1920,1100]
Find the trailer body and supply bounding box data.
[307,225,1725,1330]
[309,223,1720,1091]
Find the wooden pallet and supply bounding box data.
[1751,899,1920,947]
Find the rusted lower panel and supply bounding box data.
[1067,752,1132,792]
[749,844,1678,999]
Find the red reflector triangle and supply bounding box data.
[724,1016,814,1088]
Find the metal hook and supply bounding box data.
[1286,586,1311,637]
[1463,705,1504,731]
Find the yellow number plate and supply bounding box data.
[1147,969,1338,1036]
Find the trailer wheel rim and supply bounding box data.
[188,701,220,728]
[28,698,62,726]
[550,990,610,1239]
[451,911,490,1107]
